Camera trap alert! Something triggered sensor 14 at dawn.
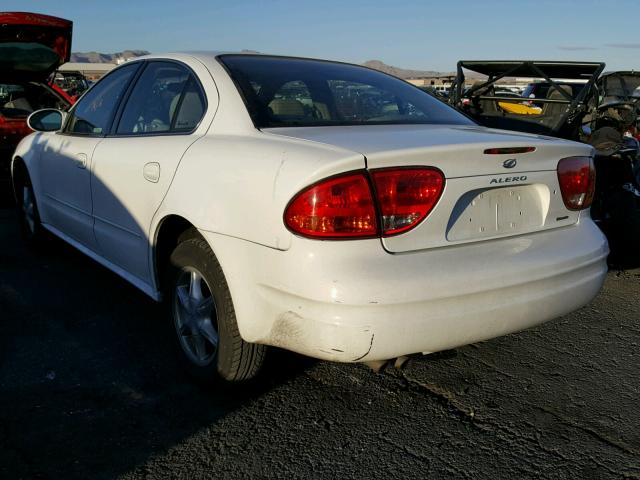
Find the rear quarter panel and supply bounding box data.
[153,132,365,251]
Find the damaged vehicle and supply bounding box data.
[13,53,608,383]
[586,71,640,257]
[52,70,91,100]
[0,12,73,179]
[449,60,605,140]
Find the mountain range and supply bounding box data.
[69,52,452,78]
[361,60,453,79]
[70,50,150,63]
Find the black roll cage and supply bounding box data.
[450,60,605,135]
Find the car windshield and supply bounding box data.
[219,55,474,128]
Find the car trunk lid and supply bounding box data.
[265,124,593,252]
[0,12,73,81]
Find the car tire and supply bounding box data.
[15,171,45,246]
[166,236,266,383]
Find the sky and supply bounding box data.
[4,0,640,72]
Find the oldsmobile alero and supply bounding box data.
[11,52,609,382]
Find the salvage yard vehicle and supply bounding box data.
[0,12,74,179]
[450,60,605,140]
[12,52,609,383]
[52,70,91,100]
[587,71,640,256]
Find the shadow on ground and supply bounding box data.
[0,210,316,479]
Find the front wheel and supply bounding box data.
[166,236,266,383]
[15,173,45,245]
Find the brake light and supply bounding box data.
[484,146,536,155]
[284,172,377,238]
[371,168,445,236]
[557,156,595,210]
[284,168,445,239]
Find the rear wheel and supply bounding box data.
[166,236,266,383]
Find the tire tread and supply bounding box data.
[167,236,266,383]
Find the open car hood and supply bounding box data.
[0,12,72,80]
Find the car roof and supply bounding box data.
[139,51,335,64]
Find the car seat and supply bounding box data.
[268,98,306,118]
[543,85,572,117]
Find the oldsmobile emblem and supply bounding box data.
[503,158,517,169]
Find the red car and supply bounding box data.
[0,12,74,178]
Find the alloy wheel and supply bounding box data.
[173,268,219,367]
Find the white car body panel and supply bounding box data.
[89,54,220,285]
[155,132,364,253]
[38,133,102,250]
[265,124,591,252]
[264,124,582,176]
[91,135,203,283]
[12,51,609,362]
[199,218,607,361]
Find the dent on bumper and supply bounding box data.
[256,252,606,362]
[202,221,609,363]
[267,309,375,362]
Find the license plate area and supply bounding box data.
[446,185,545,241]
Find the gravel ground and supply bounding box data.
[0,203,639,480]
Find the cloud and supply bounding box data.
[605,43,640,49]
[557,45,597,51]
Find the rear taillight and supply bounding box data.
[371,168,445,235]
[284,172,377,238]
[284,168,445,239]
[557,156,596,210]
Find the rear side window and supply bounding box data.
[116,62,205,135]
[172,77,206,132]
[65,63,138,135]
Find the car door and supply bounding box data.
[38,63,140,250]
[90,61,208,284]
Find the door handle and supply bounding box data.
[75,153,87,169]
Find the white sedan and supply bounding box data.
[12,52,608,383]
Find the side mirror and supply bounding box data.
[27,109,66,132]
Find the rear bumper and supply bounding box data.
[201,219,609,362]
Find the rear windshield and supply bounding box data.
[219,55,474,128]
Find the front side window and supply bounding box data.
[220,55,474,128]
[116,62,203,135]
[65,63,138,135]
